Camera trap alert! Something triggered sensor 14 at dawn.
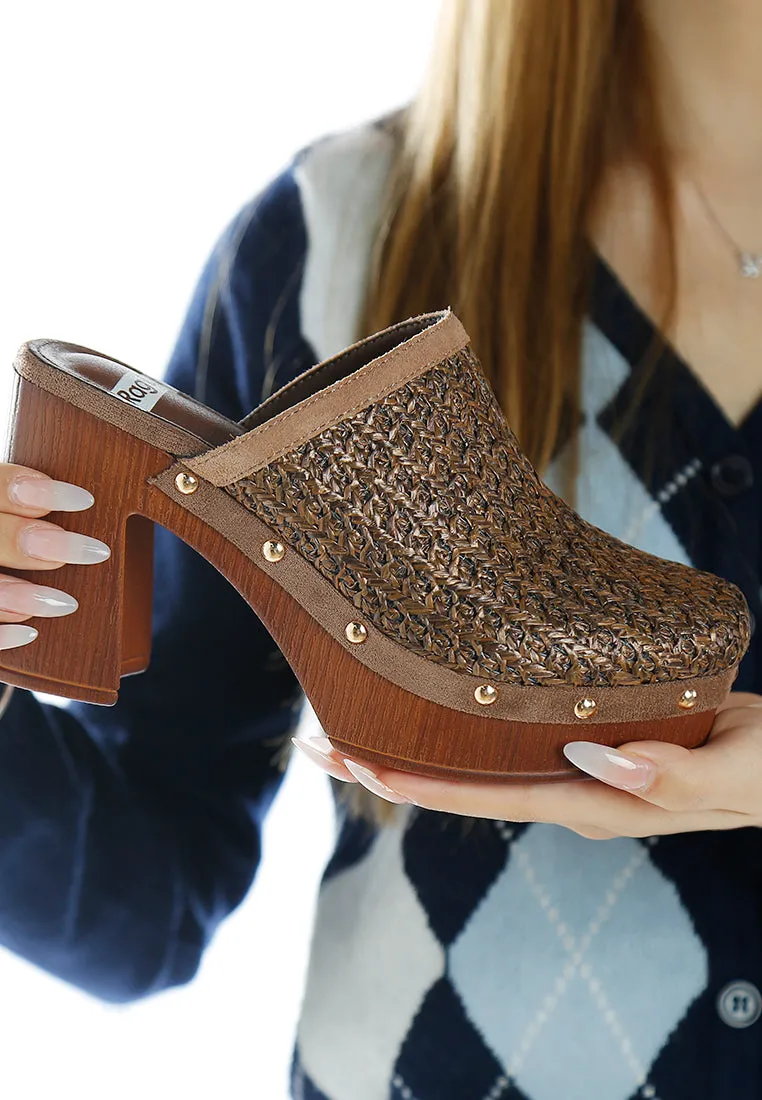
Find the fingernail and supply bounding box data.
[343,760,413,803]
[290,737,354,782]
[563,741,655,791]
[18,524,111,564]
[0,624,38,649]
[0,580,78,617]
[8,476,94,511]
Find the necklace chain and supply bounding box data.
[692,179,762,279]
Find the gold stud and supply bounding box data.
[678,688,698,710]
[262,541,285,562]
[474,683,498,705]
[175,471,198,494]
[574,698,597,720]
[345,622,368,644]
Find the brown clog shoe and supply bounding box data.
[1,308,751,781]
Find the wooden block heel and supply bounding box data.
[0,376,165,703]
[0,312,752,781]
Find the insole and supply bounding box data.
[58,348,244,447]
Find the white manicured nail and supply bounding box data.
[0,624,39,649]
[8,476,94,511]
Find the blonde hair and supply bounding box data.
[334,0,682,830]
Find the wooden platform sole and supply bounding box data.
[0,376,717,781]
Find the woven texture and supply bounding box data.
[223,344,751,688]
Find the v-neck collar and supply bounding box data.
[588,248,757,465]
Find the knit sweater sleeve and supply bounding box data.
[0,159,314,1003]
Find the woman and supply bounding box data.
[0,0,759,1096]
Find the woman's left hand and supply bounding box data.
[292,691,762,838]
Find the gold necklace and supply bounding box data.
[692,178,762,278]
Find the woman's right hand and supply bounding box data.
[0,464,111,649]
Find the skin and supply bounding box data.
[4,2,761,837]
[296,694,762,837]
[293,0,762,833]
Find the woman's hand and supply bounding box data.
[292,691,762,838]
[0,463,110,649]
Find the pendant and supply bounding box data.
[739,252,762,278]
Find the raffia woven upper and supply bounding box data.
[223,345,751,688]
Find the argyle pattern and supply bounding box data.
[277,119,762,1100]
[1,113,759,1100]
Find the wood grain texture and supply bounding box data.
[0,375,716,780]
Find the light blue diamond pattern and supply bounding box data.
[544,322,692,565]
[449,824,709,1100]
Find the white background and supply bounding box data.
[0,2,440,1097]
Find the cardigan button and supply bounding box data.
[716,980,762,1028]
[709,454,754,497]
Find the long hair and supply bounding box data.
[334,0,681,830]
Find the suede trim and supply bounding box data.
[16,323,738,724]
[181,308,470,486]
[148,457,737,725]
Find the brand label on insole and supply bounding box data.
[109,369,168,411]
